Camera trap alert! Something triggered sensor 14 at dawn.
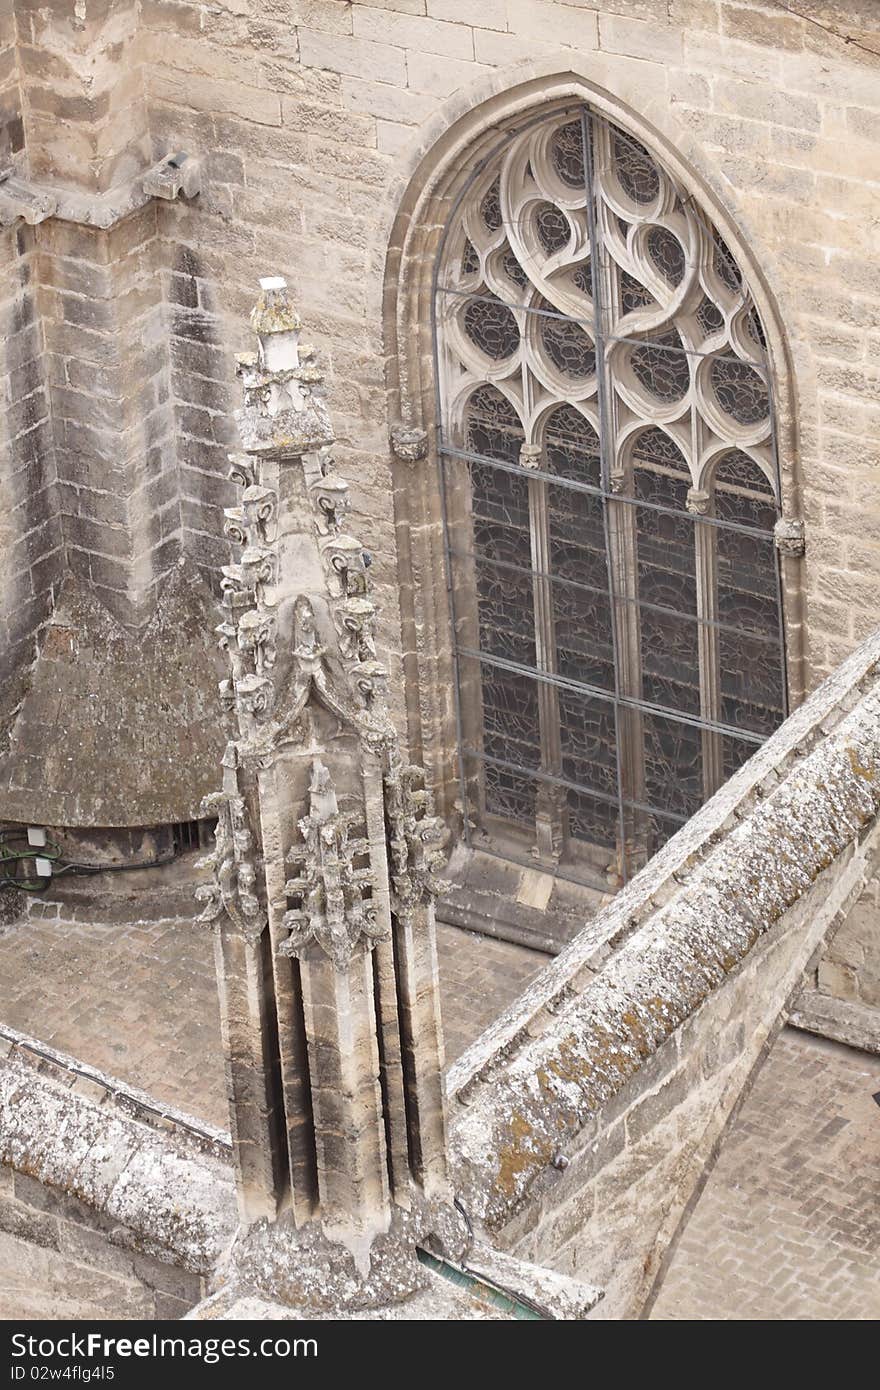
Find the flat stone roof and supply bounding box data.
[651,1029,880,1321]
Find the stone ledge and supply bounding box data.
[0,155,201,232]
[789,989,880,1055]
[0,1022,231,1160]
[438,844,609,954]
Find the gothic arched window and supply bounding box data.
[435,107,787,883]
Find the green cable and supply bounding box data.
[0,837,62,893]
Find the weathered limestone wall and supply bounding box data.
[1,16,220,825]
[448,625,880,1319]
[12,1,179,626]
[83,0,875,802]
[0,1176,204,1320]
[13,0,149,194]
[132,0,880,701]
[818,875,880,1011]
[0,1027,236,1319]
[35,207,179,625]
[3,1,878,820]
[0,9,63,725]
[791,866,880,1054]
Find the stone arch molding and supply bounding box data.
[380,61,806,827]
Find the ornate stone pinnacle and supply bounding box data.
[235,275,333,459]
[197,279,457,1288]
[279,757,388,970]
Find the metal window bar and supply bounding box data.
[445,540,785,651]
[457,648,770,747]
[439,442,782,537]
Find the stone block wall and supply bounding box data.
[129,0,880,687]
[819,875,880,1009]
[796,862,880,1053]
[2,1,879,811]
[0,12,63,722]
[0,1170,203,1320]
[8,1,180,627]
[36,207,179,625]
[13,0,149,194]
[120,0,880,783]
[162,235,239,585]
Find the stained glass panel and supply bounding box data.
[483,761,536,827]
[480,667,542,771]
[543,405,601,485]
[629,329,691,404]
[641,709,703,820]
[463,294,519,361]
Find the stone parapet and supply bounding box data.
[0,1041,237,1276]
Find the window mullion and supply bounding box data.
[526,468,566,862]
[691,497,724,796]
[585,110,645,885]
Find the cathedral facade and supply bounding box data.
[0,0,878,1321]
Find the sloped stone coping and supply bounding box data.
[449,630,880,1226]
[0,567,230,827]
[0,1032,236,1274]
[448,627,880,1104]
[0,1023,231,1157]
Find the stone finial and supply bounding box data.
[774,516,805,557]
[234,276,333,458]
[250,276,302,372]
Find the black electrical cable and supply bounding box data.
[0,836,180,893]
[53,851,179,875]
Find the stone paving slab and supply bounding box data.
[0,915,547,1130]
[651,1028,880,1321]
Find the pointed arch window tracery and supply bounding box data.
[435,108,788,882]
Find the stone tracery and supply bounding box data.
[436,107,790,879]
